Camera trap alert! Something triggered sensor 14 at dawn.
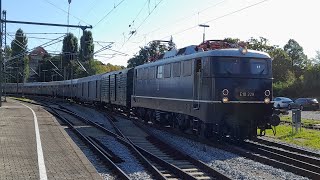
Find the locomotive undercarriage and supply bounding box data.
[134,102,277,140]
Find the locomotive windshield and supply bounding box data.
[211,57,269,75]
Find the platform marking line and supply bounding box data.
[19,102,48,180]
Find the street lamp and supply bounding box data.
[199,24,210,43]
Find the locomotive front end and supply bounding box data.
[204,50,280,139]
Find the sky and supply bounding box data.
[2,0,320,66]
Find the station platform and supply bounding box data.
[0,98,101,180]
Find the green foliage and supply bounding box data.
[302,65,320,97]
[247,37,277,52]
[223,38,240,44]
[4,45,12,60]
[37,55,63,82]
[7,29,28,83]
[310,50,320,65]
[127,41,169,68]
[79,30,94,62]
[74,60,124,78]
[269,48,292,83]
[11,28,28,57]
[62,33,78,79]
[62,33,78,62]
[284,39,308,69]
[264,125,320,150]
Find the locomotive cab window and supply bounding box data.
[249,59,267,75]
[213,57,269,75]
[218,58,240,74]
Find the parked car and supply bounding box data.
[273,97,294,109]
[295,98,319,111]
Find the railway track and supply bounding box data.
[236,139,320,179]
[124,113,320,179]
[106,113,230,180]
[280,120,320,130]
[13,98,155,179]
[43,106,132,179]
[16,97,320,179]
[52,102,231,180]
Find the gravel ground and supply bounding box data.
[286,110,320,121]
[148,128,308,180]
[65,129,116,180]
[62,104,116,132]
[96,136,153,180]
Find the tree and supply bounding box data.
[223,38,240,44]
[9,28,28,83]
[302,65,320,97]
[62,33,78,62]
[4,45,12,60]
[284,39,308,69]
[247,37,277,52]
[311,50,320,65]
[127,41,168,68]
[268,48,292,83]
[74,60,124,78]
[79,30,94,62]
[62,33,78,79]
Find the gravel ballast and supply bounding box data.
[62,104,115,131]
[65,129,116,180]
[96,136,153,180]
[149,128,309,180]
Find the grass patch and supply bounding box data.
[264,125,320,150]
[280,116,320,126]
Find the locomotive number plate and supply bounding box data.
[239,92,255,97]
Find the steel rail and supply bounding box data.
[255,137,320,158]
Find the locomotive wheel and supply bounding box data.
[176,114,190,132]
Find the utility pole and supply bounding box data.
[2,10,6,102]
[0,0,2,106]
[199,24,210,43]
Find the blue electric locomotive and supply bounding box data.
[132,40,279,139]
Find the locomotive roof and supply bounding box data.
[135,48,271,69]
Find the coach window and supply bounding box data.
[182,60,192,76]
[157,65,163,78]
[164,64,171,78]
[172,62,181,77]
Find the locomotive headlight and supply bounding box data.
[264,97,270,104]
[240,47,248,54]
[222,97,229,103]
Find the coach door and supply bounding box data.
[193,58,201,109]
